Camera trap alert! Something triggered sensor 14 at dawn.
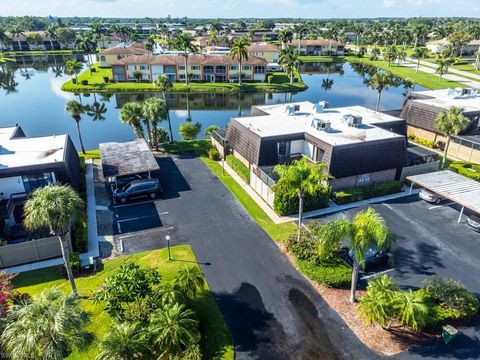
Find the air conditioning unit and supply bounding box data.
[311,118,331,131]
[343,114,363,127]
[293,104,300,112]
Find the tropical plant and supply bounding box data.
[205,124,219,136]
[436,106,470,168]
[179,122,201,140]
[86,101,107,121]
[318,207,394,302]
[174,33,198,84]
[293,23,308,52]
[120,101,145,138]
[279,48,302,84]
[370,47,381,61]
[436,58,452,77]
[133,70,143,83]
[394,290,429,331]
[75,32,97,68]
[142,97,168,149]
[154,74,174,142]
[149,303,200,359]
[174,266,206,299]
[0,272,15,317]
[396,49,407,65]
[96,322,148,360]
[45,23,58,49]
[23,185,84,294]
[278,28,294,49]
[1,287,92,360]
[382,45,398,66]
[65,100,87,154]
[321,78,334,91]
[368,71,392,111]
[412,47,429,74]
[273,157,329,241]
[8,24,24,49]
[230,37,249,85]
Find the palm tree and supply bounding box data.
[293,24,308,52]
[90,20,107,48]
[1,287,92,360]
[382,45,398,67]
[86,101,108,121]
[370,47,381,61]
[394,290,428,331]
[436,106,470,168]
[23,186,84,295]
[230,37,249,86]
[96,323,147,360]
[120,101,144,138]
[318,207,393,303]
[436,58,452,77]
[321,78,334,91]
[396,49,407,65]
[412,47,429,74]
[174,33,198,85]
[149,303,200,358]
[174,266,206,299]
[154,74,174,142]
[278,28,294,50]
[273,157,329,241]
[279,48,301,84]
[45,24,58,50]
[65,59,83,83]
[8,24,24,50]
[142,97,168,149]
[75,32,97,69]
[368,71,392,112]
[65,100,87,154]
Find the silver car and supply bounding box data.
[419,189,443,204]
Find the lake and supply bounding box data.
[0,55,424,150]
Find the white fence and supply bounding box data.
[250,168,275,208]
[400,161,441,182]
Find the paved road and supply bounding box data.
[310,196,480,360]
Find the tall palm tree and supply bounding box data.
[90,20,107,48]
[273,157,329,241]
[412,47,429,74]
[382,45,398,67]
[174,266,206,299]
[75,32,97,69]
[149,303,200,359]
[318,207,393,303]
[96,323,148,360]
[1,287,92,360]
[142,97,168,149]
[436,58,452,77]
[293,24,308,52]
[279,48,301,84]
[394,290,428,331]
[154,74,174,142]
[23,186,84,295]
[45,23,58,50]
[368,71,392,112]
[120,101,144,138]
[230,37,249,86]
[8,24,24,50]
[64,59,83,83]
[436,106,470,168]
[174,33,198,85]
[86,101,108,121]
[396,49,407,65]
[278,28,294,50]
[65,100,87,154]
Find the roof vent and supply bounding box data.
[285,105,295,116]
[343,114,363,127]
[311,118,331,132]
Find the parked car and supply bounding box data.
[340,245,390,270]
[115,173,148,190]
[113,178,162,203]
[466,215,480,232]
[419,189,443,204]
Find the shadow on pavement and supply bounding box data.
[156,156,191,200]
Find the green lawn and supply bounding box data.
[13,246,234,360]
[78,149,101,161]
[62,63,308,94]
[452,63,480,76]
[299,55,345,63]
[345,56,467,89]
[161,140,296,242]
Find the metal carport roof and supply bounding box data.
[407,170,480,221]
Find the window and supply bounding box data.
[164,65,176,74]
[191,74,201,80]
[204,65,214,74]
[254,66,265,74]
[277,141,291,157]
[230,65,237,70]
[100,56,106,61]
[178,65,186,70]
[272,58,278,63]
[243,65,250,70]
[215,65,226,74]
[140,65,149,70]
[23,173,53,193]
[312,146,325,162]
[191,65,200,70]
[357,174,371,185]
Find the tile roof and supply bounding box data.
[110,54,268,66]
[247,43,280,52]
[99,42,149,56]
[290,39,344,47]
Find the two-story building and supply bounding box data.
[289,39,345,56]
[247,42,280,63]
[110,54,268,83]
[98,42,150,67]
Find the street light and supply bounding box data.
[165,235,171,260]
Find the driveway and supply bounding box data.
[150,153,377,360]
[308,196,480,359]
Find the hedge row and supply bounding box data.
[332,180,403,205]
[449,161,480,182]
[273,186,330,216]
[407,132,436,149]
[226,155,250,183]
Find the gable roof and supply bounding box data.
[247,43,280,52]
[110,54,268,66]
[290,39,344,47]
[99,42,149,56]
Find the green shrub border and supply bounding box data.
[332,180,403,205]
[449,161,480,181]
[226,155,250,183]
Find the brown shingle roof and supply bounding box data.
[110,54,268,66]
[99,43,149,56]
[247,43,280,52]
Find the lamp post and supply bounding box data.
[166,235,171,260]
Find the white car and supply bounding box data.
[419,189,443,204]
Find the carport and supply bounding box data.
[407,170,480,222]
[99,139,160,188]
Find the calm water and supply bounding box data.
[0,55,424,150]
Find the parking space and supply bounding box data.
[307,195,480,295]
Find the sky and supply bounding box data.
[0,0,479,19]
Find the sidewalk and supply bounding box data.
[223,161,419,225]
[4,160,100,274]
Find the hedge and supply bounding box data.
[226,155,250,183]
[332,180,403,205]
[274,186,330,216]
[407,132,436,149]
[449,161,480,182]
[297,258,352,288]
[72,219,88,253]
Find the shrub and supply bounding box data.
[274,185,330,216]
[179,122,202,140]
[449,161,480,181]
[103,76,109,83]
[407,132,436,148]
[154,127,170,144]
[332,181,402,205]
[91,67,96,73]
[72,78,77,84]
[69,252,81,274]
[226,155,250,183]
[72,219,88,253]
[207,147,221,161]
[297,258,351,288]
[204,124,219,137]
[81,79,88,85]
[171,344,201,360]
[285,231,321,263]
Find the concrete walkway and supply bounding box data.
[4,160,100,274]
[223,161,420,224]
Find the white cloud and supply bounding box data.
[382,0,397,7]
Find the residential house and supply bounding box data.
[247,42,280,63]
[110,54,268,83]
[426,38,480,55]
[289,39,345,56]
[97,34,124,49]
[222,101,407,192]
[98,42,149,67]
[2,31,75,52]
[401,88,480,163]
